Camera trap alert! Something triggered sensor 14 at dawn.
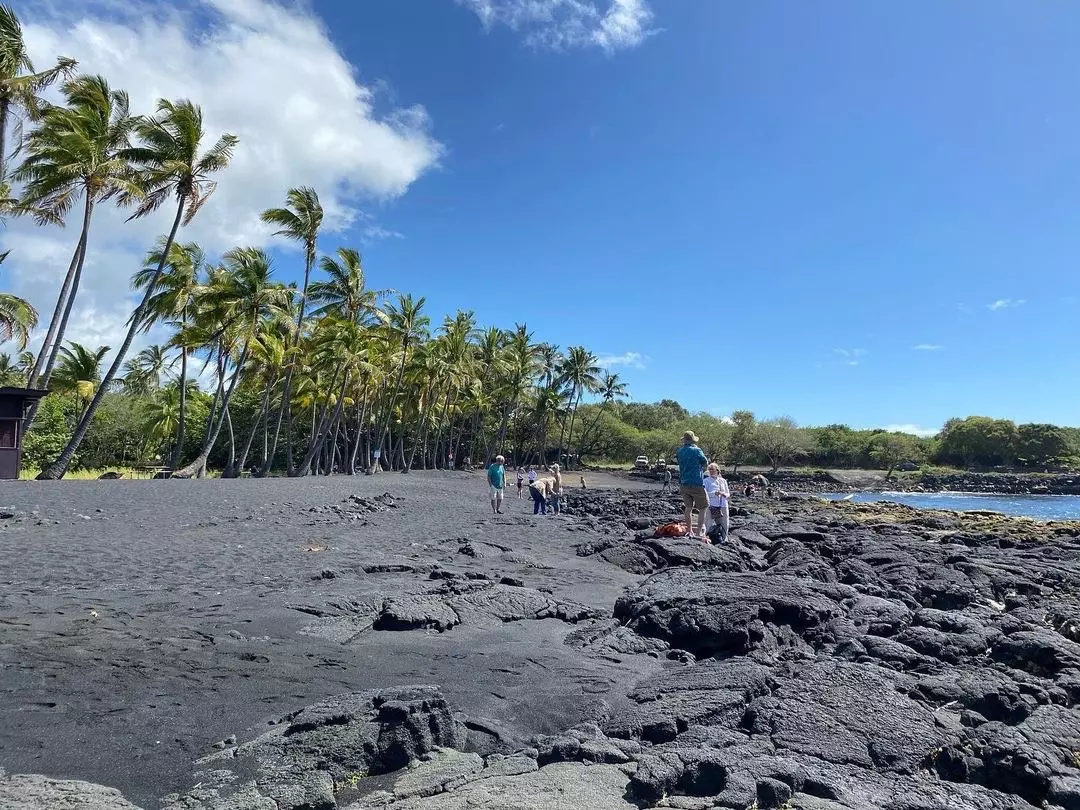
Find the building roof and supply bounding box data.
[0,387,50,401]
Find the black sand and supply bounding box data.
[4,472,1080,810]
[0,473,653,806]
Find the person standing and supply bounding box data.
[516,467,526,499]
[675,431,709,539]
[487,455,506,514]
[549,464,563,515]
[661,468,672,493]
[703,463,730,543]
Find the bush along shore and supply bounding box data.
[3,479,1080,810]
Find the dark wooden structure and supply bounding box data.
[0,387,48,480]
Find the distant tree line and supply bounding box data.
[9,346,1076,476]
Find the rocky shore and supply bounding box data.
[3,474,1080,809]
[892,471,1080,496]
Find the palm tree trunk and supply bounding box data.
[0,99,9,182]
[38,199,185,480]
[238,375,273,474]
[563,391,583,470]
[258,248,313,477]
[23,195,94,431]
[169,349,189,471]
[296,370,345,476]
[430,387,454,469]
[349,383,369,474]
[174,342,250,479]
[370,346,408,474]
[222,406,237,477]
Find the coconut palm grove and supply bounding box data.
[1,3,1077,480]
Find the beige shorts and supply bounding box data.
[490,485,504,498]
[680,485,708,511]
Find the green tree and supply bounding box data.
[17,74,139,428]
[869,432,924,479]
[133,240,205,471]
[0,3,76,179]
[936,416,1018,468]
[0,281,35,350]
[1015,423,1072,468]
[258,186,323,476]
[38,99,237,479]
[50,341,109,422]
[556,346,601,468]
[727,410,756,474]
[753,416,809,474]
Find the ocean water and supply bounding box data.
[819,491,1080,522]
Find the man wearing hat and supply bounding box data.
[676,431,709,539]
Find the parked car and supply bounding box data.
[634,455,650,470]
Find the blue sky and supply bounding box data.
[11,0,1080,434]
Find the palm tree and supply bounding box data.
[308,247,386,324]
[258,186,323,476]
[133,240,204,470]
[38,99,237,479]
[121,344,174,395]
[0,3,76,179]
[0,285,35,350]
[16,74,140,430]
[370,293,428,473]
[576,371,628,460]
[51,341,109,421]
[556,346,601,469]
[0,351,17,384]
[173,248,290,478]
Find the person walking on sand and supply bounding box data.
[528,472,555,515]
[516,467,526,499]
[676,431,709,540]
[703,463,730,543]
[661,467,672,493]
[487,455,506,514]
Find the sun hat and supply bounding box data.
[683,431,699,443]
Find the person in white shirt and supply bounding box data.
[702,463,730,542]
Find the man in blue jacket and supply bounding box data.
[675,431,708,539]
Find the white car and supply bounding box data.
[634,455,650,470]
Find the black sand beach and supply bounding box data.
[3,472,1080,809]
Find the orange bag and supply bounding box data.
[653,521,688,538]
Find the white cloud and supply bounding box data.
[881,424,939,438]
[596,351,647,369]
[3,0,442,355]
[987,298,1026,311]
[911,344,943,351]
[459,0,656,52]
[832,348,867,367]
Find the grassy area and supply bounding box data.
[18,467,166,480]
